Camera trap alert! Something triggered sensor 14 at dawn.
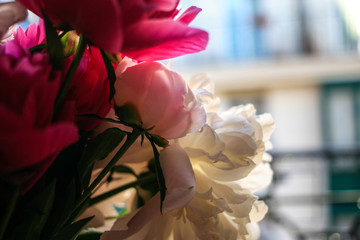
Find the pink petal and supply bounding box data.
[122,19,209,61]
[176,6,202,25]
[114,62,155,113]
[0,123,78,172]
[146,0,179,11]
[14,19,46,49]
[140,66,187,129]
[17,0,123,53]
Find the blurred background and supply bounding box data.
[12,0,360,239]
[174,0,360,240]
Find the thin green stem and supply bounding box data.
[0,184,20,240]
[89,174,156,206]
[54,34,87,116]
[74,127,142,213]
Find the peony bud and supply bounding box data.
[114,61,205,139]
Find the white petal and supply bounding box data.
[256,113,275,143]
[237,162,273,193]
[246,222,261,240]
[179,125,224,160]
[197,161,255,182]
[161,144,196,212]
[249,201,268,223]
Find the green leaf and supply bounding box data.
[100,49,116,102]
[51,216,93,240]
[80,128,126,166]
[0,183,19,240]
[43,11,65,70]
[29,43,46,54]
[147,135,166,213]
[84,128,126,162]
[76,232,102,240]
[67,196,91,227]
[7,180,56,240]
[42,178,78,238]
[136,194,145,208]
[114,103,142,126]
[39,137,87,238]
[79,128,126,189]
[81,162,94,193]
[112,165,138,177]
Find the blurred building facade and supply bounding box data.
[175,0,360,239]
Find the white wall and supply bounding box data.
[263,86,323,151]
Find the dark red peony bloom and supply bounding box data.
[16,0,208,60]
[65,47,112,131]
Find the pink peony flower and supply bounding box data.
[0,41,78,192]
[114,60,206,139]
[120,5,209,61]
[16,0,208,60]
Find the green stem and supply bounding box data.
[89,174,156,206]
[74,127,142,213]
[0,184,20,240]
[53,34,87,116]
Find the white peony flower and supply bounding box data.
[100,74,275,240]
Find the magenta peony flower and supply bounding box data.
[12,20,111,131]
[114,59,206,139]
[2,19,45,59]
[16,0,208,60]
[0,41,78,192]
[14,19,46,49]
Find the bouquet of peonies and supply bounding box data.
[0,1,275,240]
